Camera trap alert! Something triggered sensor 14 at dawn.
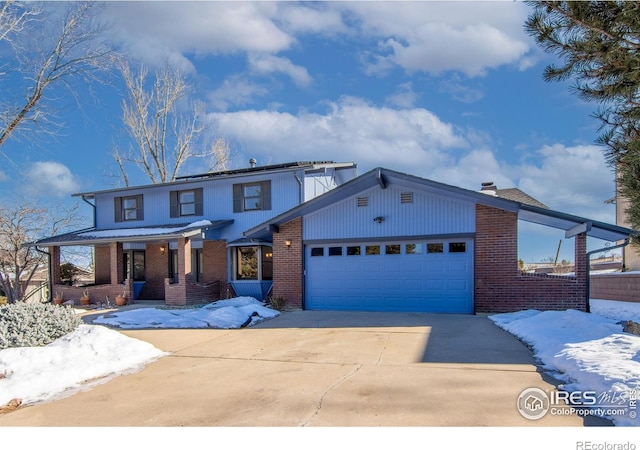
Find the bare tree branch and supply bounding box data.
[0,1,114,152]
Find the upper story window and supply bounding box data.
[233,180,271,212]
[170,188,203,218]
[115,194,144,222]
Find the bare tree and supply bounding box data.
[0,1,114,152]
[0,201,82,304]
[113,61,231,186]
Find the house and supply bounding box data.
[32,161,357,306]
[32,162,636,314]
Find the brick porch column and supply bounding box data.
[110,242,124,284]
[50,246,61,285]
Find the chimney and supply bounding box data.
[481,181,497,192]
[249,158,257,168]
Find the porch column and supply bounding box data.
[50,246,61,285]
[110,242,124,284]
[177,237,192,284]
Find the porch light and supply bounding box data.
[285,239,292,248]
[160,246,166,254]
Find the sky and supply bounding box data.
[0,296,639,444]
[0,1,625,263]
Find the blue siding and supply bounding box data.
[303,185,476,241]
[94,171,303,241]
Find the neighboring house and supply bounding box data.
[32,162,635,314]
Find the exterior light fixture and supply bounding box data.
[160,246,166,254]
[285,239,292,247]
[373,216,385,224]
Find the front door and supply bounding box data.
[123,250,146,281]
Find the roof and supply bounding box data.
[244,167,637,243]
[73,161,356,198]
[495,188,548,209]
[30,220,233,247]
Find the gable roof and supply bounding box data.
[244,167,636,242]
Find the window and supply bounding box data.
[311,247,324,257]
[123,250,145,281]
[233,181,271,212]
[347,246,361,256]
[115,195,143,222]
[191,249,204,282]
[170,188,203,218]
[233,246,273,280]
[449,242,467,253]
[366,245,380,255]
[385,244,401,255]
[427,243,444,253]
[406,243,423,254]
[328,247,343,256]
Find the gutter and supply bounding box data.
[585,238,630,313]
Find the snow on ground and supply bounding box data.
[0,297,278,407]
[490,300,640,426]
[1,295,639,427]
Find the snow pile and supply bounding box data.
[92,297,279,329]
[490,308,640,426]
[0,325,166,406]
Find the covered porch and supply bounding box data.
[35,221,234,307]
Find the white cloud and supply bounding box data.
[207,97,468,174]
[248,54,312,88]
[208,75,270,112]
[25,161,80,197]
[385,82,418,108]
[516,144,616,222]
[338,2,532,77]
[102,2,294,64]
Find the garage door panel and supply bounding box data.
[305,240,473,313]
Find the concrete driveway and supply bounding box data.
[0,311,603,426]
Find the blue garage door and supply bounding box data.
[304,240,473,313]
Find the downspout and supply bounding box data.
[294,172,303,204]
[81,195,97,227]
[34,246,52,302]
[585,238,630,313]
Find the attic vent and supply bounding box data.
[357,196,368,207]
[400,192,413,204]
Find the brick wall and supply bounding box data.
[475,204,588,313]
[272,217,303,309]
[590,273,640,303]
[140,243,168,300]
[94,246,111,284]
[203,240,230,299]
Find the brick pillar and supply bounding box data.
[50,246,61,284]
[110,242,124,284]
[575,232,588,311]
[273,218,303,309]
[178,237,192,284]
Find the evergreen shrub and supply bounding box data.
[0,303,81,350]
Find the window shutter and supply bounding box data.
[233,184,243,212]
[169,191,179,218]
[136,194,144,221]
[261,180,271,211]
[194,188,203,216]
[114,197,123,223]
